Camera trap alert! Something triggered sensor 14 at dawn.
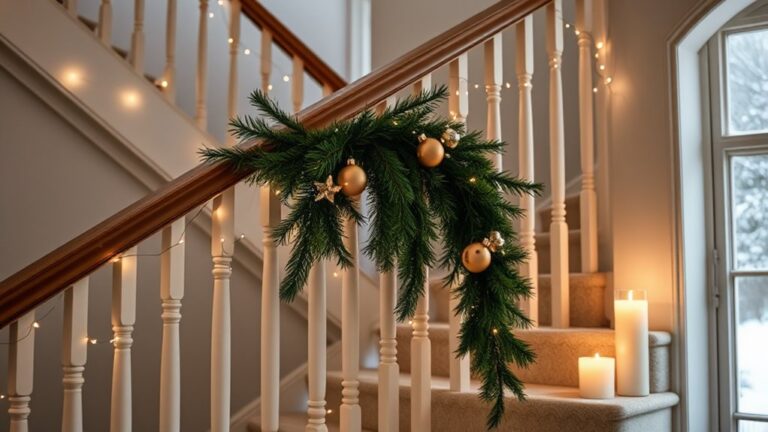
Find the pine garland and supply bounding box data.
[200,86,541,429]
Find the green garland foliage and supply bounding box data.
[200,86,541,429]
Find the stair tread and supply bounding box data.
[326,369,678,417]
[247,413,375,432]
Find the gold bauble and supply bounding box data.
[417,134,445,168]
[461,242,492,273]
[337,158,367,197]
[441,128,461,149]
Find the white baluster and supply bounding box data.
[340,215,361,432]
[111,247,137,432]
[375,99,399,432]
[64,0,78,16]
[260,186,280,432]
[447,54,470,392]
[226,0,241,147]
[260,29,272,94]
[211,191,234,432]
[129,0,145,73]
[160,220,185,432]
[97,0,112,44]
[162,0,178,101]
[576,0,598,273]
[484,34,503,171]
[547,0,570,328]
[195,0,209,130]
[412,75,431,96]
[307,262,328,432]
[515,16,538,325]
[411,269,431,432]
[62,279,89,432]
[8,312,35,432]
[378,270,399,432]
[292,57,304,114]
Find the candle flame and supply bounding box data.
[628,290,634,301]
[595,353,600,358]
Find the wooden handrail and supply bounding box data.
[241,0,346,91]
[0,0,550,329]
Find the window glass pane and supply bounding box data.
[726,28,768,135]
[731,154,768,270]
[740,420,768,432]
[735,276,768,415]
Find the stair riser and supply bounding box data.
[430,274,610,328]
[326,378,674,432]
[395,327,670,393]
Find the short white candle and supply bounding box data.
[615,289,650,396]
[578,353,615,399]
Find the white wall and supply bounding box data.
[0,52,310,432]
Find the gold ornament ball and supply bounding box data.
[417,134,445,168]
[462,242,492,273]
[441,128,461,149]
[337,158,367,197]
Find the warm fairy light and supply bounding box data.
[0,394,5,399]
[392,120,398,126]
[160,80,169,88]
[111,256,121,263]
[593,87,598,93]
[469,177,477,183]
[604,76,613,85]
[333,271,339,278]
[274,189,281,196]
[244,48,251,55]
[327,409,333,414]
[492,328,499,335]
[109,338,116,344]
[574,29,581,36]
[282,75,290,82]
[220,237,225,243]
[595,53,600,59]
[89,338,98,345]
[179,237,185,244]
[505,82,511,89]
[599,64,606,71]
[32,322,40,329]
[239,234,245,239]
[267,84,273,91]
[565,23,571,28]
[208,12,214,18]
[228,37,234,44]
[62,68,84,88]
[473,84,479,89]
[596,41,605,50]
[120,90,141,109]
[408,320,413,325]
[217,0,224,4]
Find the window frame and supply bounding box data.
[707,16,768,431]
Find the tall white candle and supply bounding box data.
[578,353,615,399]
[614,289,650,396]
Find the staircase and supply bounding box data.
[0,0,680,431]
[247,195,678,432]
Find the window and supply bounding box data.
[708,7,768,432]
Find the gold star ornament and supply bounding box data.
[314,175,342,203]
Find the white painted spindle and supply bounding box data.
[162,0,177,101]
[447,55,470,392]
[260,29,272,94]
[484,34,503,171]
[62,279,89,432]
[129,0,145,73]
[111,247,137,432]
[226,0,241,146]
[576,0,598,273]
[97,0,112,44]
[195,0,209,129]
[260,185,280,432]
[8,312,35,432]
[292,57,304,113]
[211,191,234,432]
[307,262,328,432]
[340,215,361,432]
[159,220,185,432]
[515,16,538,325]
[547,0,570,328]
[411,269,431,432]
[376,99,399,432]
[378,270,399,432]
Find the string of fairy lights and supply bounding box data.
[0,204,251,401]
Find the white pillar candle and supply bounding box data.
[614,289,650,396]
[578,353,615,399]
